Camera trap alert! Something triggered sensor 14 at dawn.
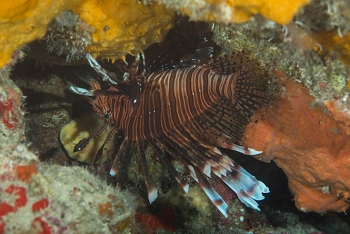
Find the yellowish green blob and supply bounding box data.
[60,116,115,164]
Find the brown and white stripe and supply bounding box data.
[70,51,270,217]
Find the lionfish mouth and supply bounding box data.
[69,30,270,217]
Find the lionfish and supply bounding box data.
[70,39,270,217]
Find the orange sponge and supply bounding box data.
[244,80,350,213]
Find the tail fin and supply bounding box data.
[201,51,254,75]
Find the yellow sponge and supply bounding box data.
[0,0,174,68]
[71,0,175,60]
[0,0,83,68]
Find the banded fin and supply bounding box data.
[232,75,269,121]
[148,140,189,193]
[146,42,214,73]
[93,126,118,164]
[136,139,158,204]
[110,138,132,176]
[70,86,122,97]
[189,98,248,149]
[187,120,235,150]
[192,167,228,218]
[221,175,260,210]
[230,162,270,194]
[208,153,269,211]
[201,51,253,75]
[232,144,262,155]
[70,86,91,96]
[86,53,118,85]
[149,126,268,217]
[201,51,269,123]
[90,81,101,90]
[157,130,214,179]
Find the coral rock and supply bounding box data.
[71,0,175,60]
[0,140,135,233]
[243,80,350,213]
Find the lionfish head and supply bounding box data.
[69,55,137,163]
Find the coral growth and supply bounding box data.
[292,0,350,66]
[157,0,310,24]
[0,140,135,233]
[312,30,350,66]
[0,89,18,130]
[0,50,25,139]
[243,79,350,213]
[41,10,94,63]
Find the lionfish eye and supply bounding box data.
[104,111,111,119]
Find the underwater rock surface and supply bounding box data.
[1,0,350,233]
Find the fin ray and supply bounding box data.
[136,139,158,203]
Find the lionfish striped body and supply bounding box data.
[70,51,269,217]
